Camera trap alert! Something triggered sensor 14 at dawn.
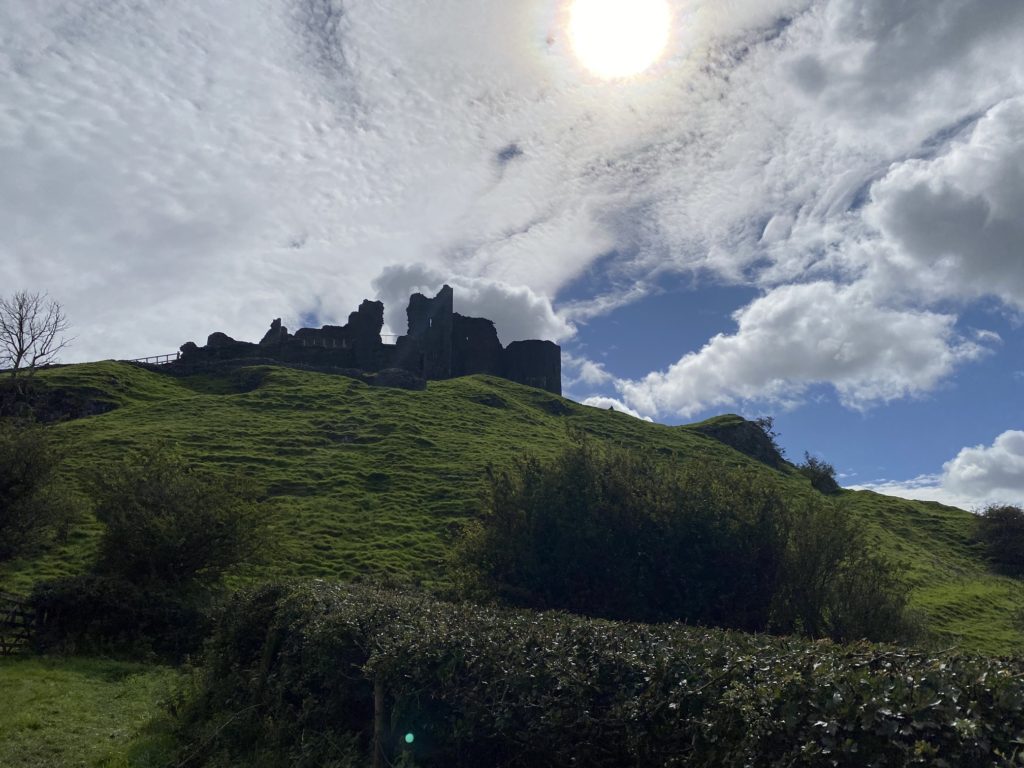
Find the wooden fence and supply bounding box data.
[0,592,35,656]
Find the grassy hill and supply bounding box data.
[3,361,1022,654]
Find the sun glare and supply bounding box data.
[569,0,671,79]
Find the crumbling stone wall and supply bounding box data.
[452,315,504,378]
[176,285,562,394]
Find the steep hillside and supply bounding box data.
[2,361,1022,654]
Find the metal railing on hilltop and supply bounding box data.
[125,352,180,365]
[124,336,401,366]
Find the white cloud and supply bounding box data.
[973,329,1003,346]
[945,431,1024,504]
[371,264,575,345]
[795,0,1024,123]
[593,0,1024,289]
[561,282,653,324]
[864,97,1024,310]
[562,353,615,388]
[854,431,1024,510]
[617,281,987,418]
[580,396,653,422]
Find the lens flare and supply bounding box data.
[569,0,671,79]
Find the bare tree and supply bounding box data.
[0,291,72,383]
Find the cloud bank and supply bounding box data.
[617,281,988,418]
[0,0,1020,422]
[611,0,1024,419]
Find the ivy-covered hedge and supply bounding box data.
[182,581,1024,767]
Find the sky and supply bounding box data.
[1,0,1022,511]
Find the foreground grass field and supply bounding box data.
[0,656,178,768]
[1,361,1022,654]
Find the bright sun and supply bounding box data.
[569,0,671,79]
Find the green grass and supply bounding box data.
[0,656,178,768]
[2,360,1022,655]
[834,490,1024,652]
[1,363,754,592]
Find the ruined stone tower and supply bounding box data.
[394,285,455,380]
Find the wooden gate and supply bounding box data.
[0,592,35,655]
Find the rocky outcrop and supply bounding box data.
[0,378,117,422]
[692,415,787,469]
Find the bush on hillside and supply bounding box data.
[797,451,841,494]
[770,500,916,642]
[31,573,210,660]
[455,439,914,642]
[0,418,78,560]
[179,582,1024,768]
[29,444,267,658]
[975,504,1024,577]
[91,444,267,588]
[753,415,785,457]
[454,441,788,632]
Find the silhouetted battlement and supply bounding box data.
[177,285,562,394]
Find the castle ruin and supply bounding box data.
[177,285,562,394]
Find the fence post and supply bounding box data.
[373,677,385,768]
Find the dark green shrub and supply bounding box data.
[797,451,840,494]
[454,441,788,632]
[31,573,210,660]
[91,444,267,587]
[27,446,266,660]
[181,582,1024,768]
[770,500,916,642]
[976,505,1024,577]
[0,418,77,560]
[454,440,912,643]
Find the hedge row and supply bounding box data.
[32,574,210,660]
[183,581,1024,767]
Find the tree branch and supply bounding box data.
[0,291,73,381]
